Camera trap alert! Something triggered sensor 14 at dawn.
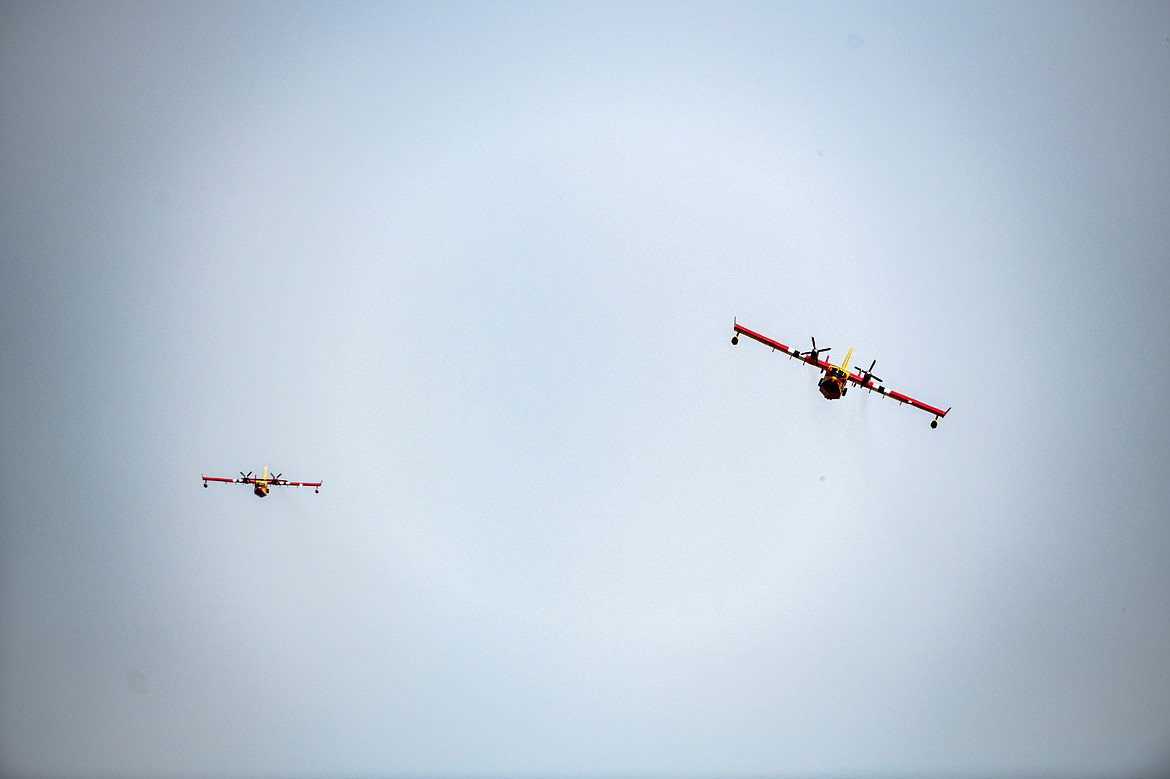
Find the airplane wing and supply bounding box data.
[844,371,951,420]
[732,321,832,372]
[201,475,241,484]
[269,478,322,488]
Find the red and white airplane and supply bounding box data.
[201,467,322,497]
[732,319,951,428]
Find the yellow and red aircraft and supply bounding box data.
[732,319,951,428]
[201,467,322,497]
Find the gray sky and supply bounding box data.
[2,2,1169,777]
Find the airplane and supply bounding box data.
[201,467,322,497]
[731,319,951,428]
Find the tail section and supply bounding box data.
[840,346,854,373]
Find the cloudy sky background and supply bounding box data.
[2,2,1169,777]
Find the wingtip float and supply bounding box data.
[202,466,323,497]
[732,319,951,428]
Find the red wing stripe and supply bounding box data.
[904,398,949,417]
[734,323,792,353]
[735,322,830,372]
[888,390,944,416]
[201,475,235,483]
[864,386,948,417]
[844,374,949,418]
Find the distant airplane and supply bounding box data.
[732,319,951,428]
[201,467,322,497]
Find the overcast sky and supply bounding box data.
[2,2,1169,777]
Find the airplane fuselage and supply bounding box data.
[818,366,849,400]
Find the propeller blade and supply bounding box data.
[800,337,831,357]
[853,360,882,383]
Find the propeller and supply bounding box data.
[854,359,883,385]
[799,336,831,359]
[272,473,283,482]
[240,471,253,481]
